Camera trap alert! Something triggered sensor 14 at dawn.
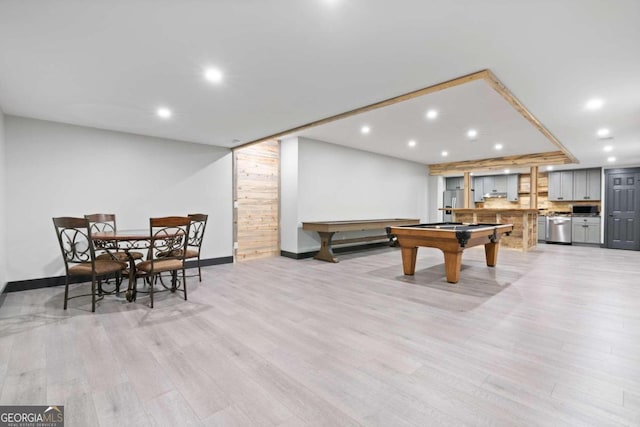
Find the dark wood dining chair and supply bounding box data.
[185,213,208,281]
[156,214,208,281]
[134,216,191,308]
[84,213,145,263]
[53,217,126,312]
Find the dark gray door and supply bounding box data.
[605,168,640,250]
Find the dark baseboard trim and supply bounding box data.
[281,241,391,260]
[280,250,316,260]
[186,256,233,268]
[3,256,234,293]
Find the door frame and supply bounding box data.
[603,167,640,250]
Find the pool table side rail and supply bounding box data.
[388,223,514,249]
[391,222,513,231]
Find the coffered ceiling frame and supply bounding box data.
[235,69,577,173]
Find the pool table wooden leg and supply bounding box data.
[400,247,418,275]
[314,231,339,263]
[443,250,463,283]
[484,242,499,267]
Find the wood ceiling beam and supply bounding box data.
[236,69,579,168]
[234,70,489,150]
[481,69,579,163]
[428,151,572,176]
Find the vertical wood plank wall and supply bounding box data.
[233,139,280,261]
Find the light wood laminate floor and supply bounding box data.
[1,243,640,426]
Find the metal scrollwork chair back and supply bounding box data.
[53,217,126,312]
[134,216,191,308]
[84,213,145,263]
[186,213,208,281]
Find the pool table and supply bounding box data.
[388,222,514,283]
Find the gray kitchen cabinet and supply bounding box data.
[507,174,519,201]
[473,176,484,202]
[481,175,507,193]
[548,171,574,201]
[493,175,507,193]
[572,217,601,244]
[573,168,601,201]
[482,176,495,194]
[537,216,546,241]
[473,174,518,201]
[445,177,464,190]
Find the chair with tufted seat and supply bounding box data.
[85,213,145,263]
[53,217,126,312]
[134,216,190,308]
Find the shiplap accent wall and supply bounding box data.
[0,109,6,292]
[4,116,233,282]
[281,137,431,254]
[234,140,280,261]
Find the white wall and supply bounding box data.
[281,137,430,253]
[279,137,299,253]
[0,109,6,292]
[5,116,233,282]
[429,173,443,222]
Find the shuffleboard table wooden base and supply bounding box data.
[302,218,420,263]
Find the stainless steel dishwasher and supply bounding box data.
[546,215,572,244]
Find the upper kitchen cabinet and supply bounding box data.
[445,177,464,190]
[573,168,601,200]
[472,174,518,202]
[548,171,574,201]
[507,174,519,202]
[473,176,484,202]
[480,176,507,194]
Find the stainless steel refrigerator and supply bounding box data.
[443,189,464,222]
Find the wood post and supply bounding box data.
[463,172,472,208]
[530,166,539,208]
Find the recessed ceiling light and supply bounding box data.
[408,140,416,148]
[494,143,503,150]
[597,128,610,137]
[607,156,616,162]
[603,145,613,152]
[547,165,554,171]
[441,151,448,157]
[470,172,474,176]
[361,125,370,134]
[426,109,438,120]
[504,169,510,174]
[204,67,223,83]
[467,129,478,139]
[585,98,604,110]
[156,107,172,119]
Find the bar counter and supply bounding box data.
[445,208,538,251]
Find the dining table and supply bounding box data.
[91,229,152,302]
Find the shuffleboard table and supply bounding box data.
[302,218,420,262]
[388,222,514,283]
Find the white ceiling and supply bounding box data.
[285,78,560,165]
[1,1,639,169]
